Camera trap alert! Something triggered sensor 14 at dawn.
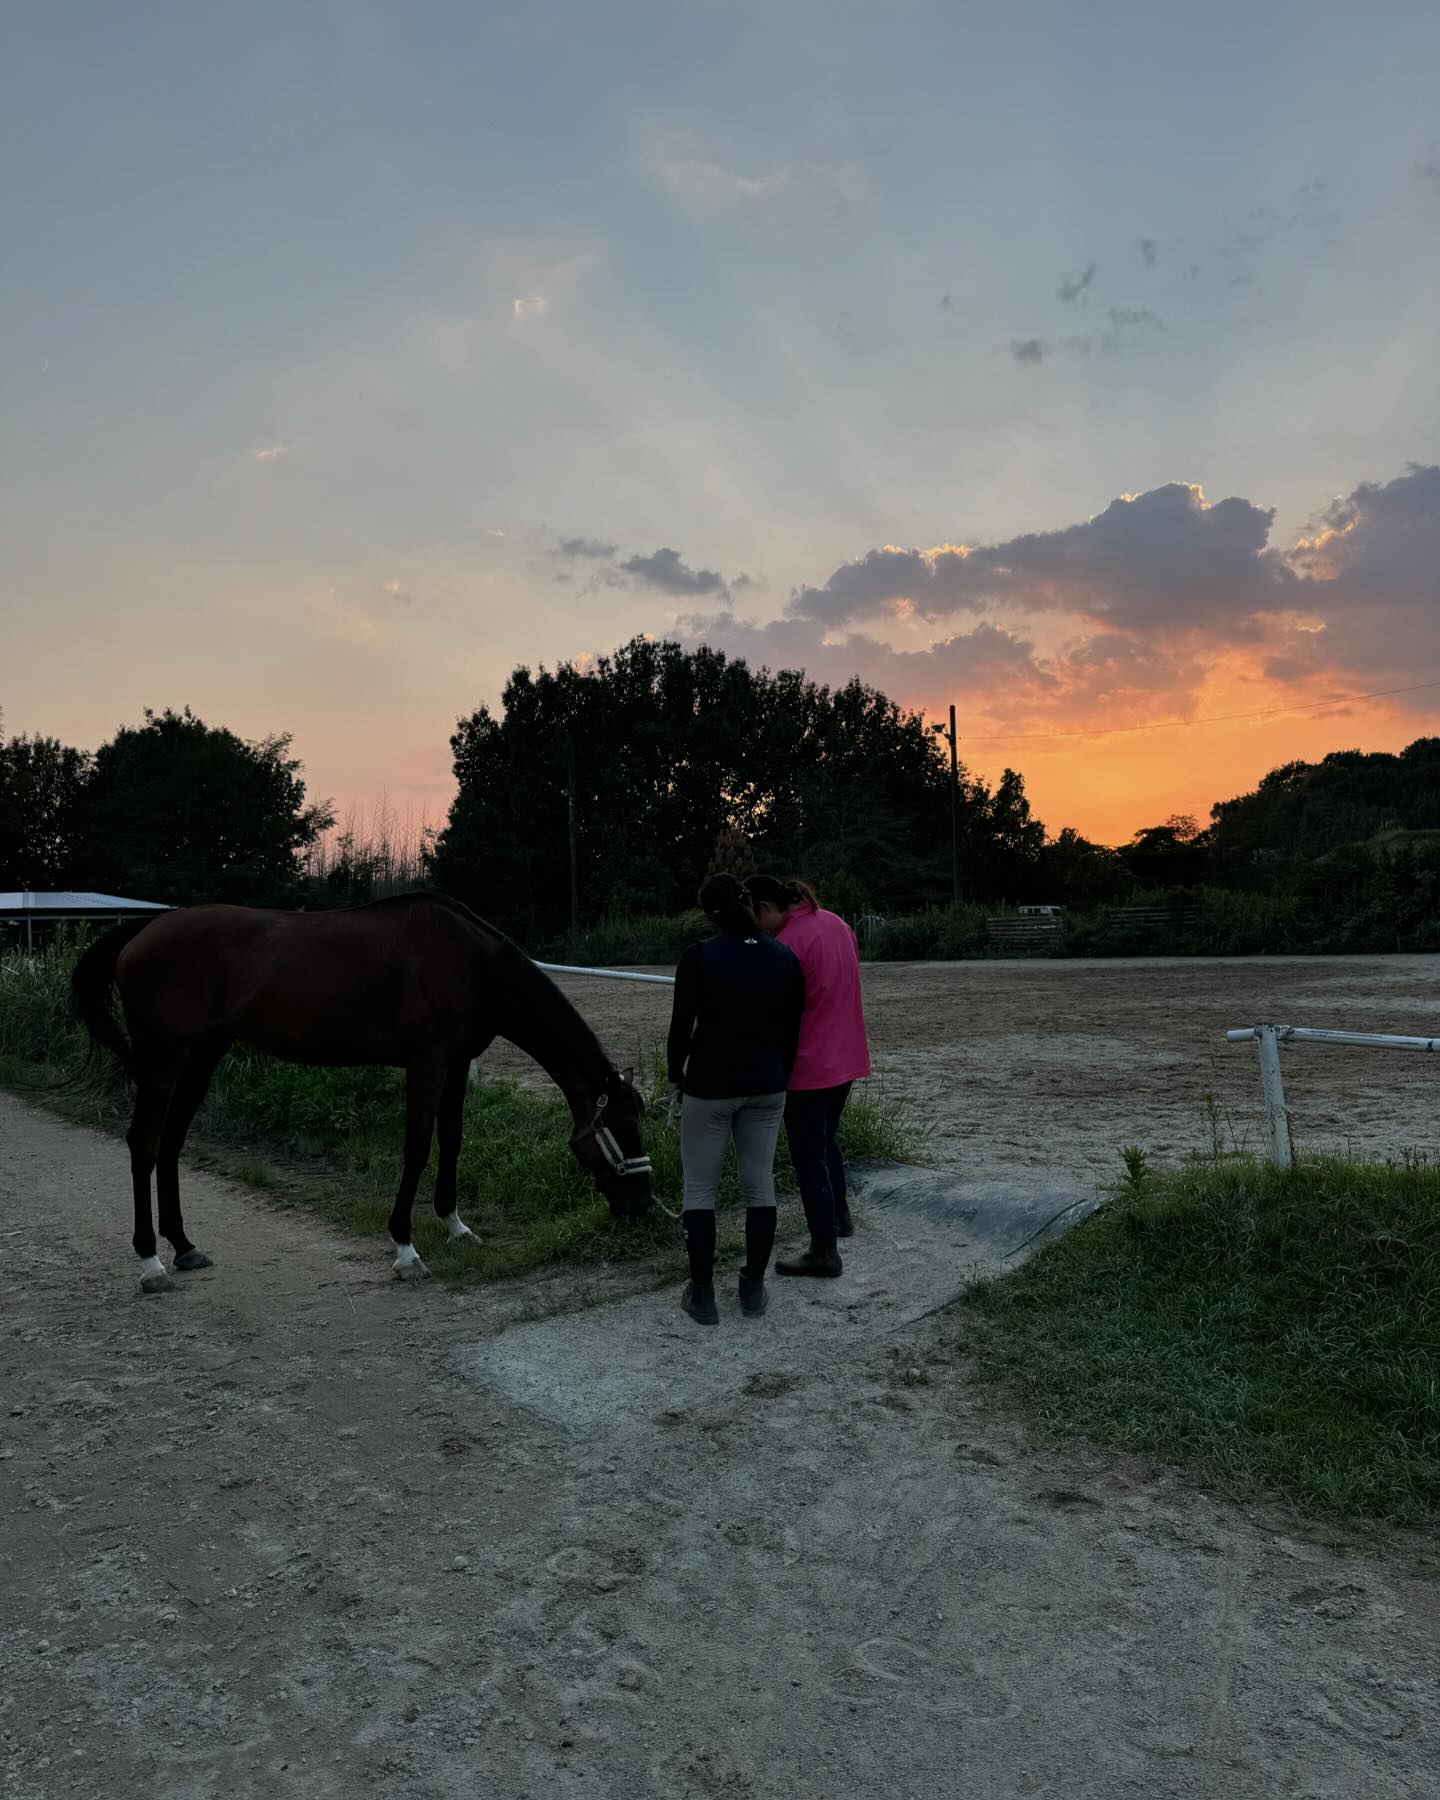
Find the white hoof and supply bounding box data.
[391,1241,431,1281]
[138,1255,172,1295]
[445,1214,475,1243]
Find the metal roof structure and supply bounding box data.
[0,891,169,948]
[0,891,170,917]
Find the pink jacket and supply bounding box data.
[777,906,872,1090]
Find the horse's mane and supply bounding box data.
[360,891,610,1077]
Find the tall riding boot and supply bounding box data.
[739,1206,777,1316]
[680,1210,719,1325]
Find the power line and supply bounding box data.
[960,677,1440,748]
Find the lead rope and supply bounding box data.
[653,1086,683,1218]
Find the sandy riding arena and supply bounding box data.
[3,956,1438,1798]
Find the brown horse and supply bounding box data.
[72,893,652,1291]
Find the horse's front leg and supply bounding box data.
[433,1053,479,1245]
[388,1055,446,1280]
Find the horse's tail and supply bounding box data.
[71,919,154,1083]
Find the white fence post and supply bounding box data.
[1254,1024,1294,1169]
[1227,1021,1437,1164]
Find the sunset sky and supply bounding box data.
[4,1,1439,846]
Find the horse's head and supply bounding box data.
[570,1069,652,1218]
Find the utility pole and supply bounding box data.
[564,738,580,935]
[932,703,962,908]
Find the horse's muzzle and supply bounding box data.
[603,1171,653,1218]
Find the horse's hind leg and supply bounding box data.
[388,1054,446,1280]
[156,1033,231,1273]
[127,1052,183,1294]
[433,1054,477,1244]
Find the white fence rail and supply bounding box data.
[1226,1022,1439,1167]
[534,961,675,988]
[470,958,675,1082]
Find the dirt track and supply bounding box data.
[493,954,1440,1180]
[3,1016,1439,1798]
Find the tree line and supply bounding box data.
[4,644,1438,954]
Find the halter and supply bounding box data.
[573,1090,653,1180]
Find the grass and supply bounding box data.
[0,942,919,1283]
[962,1156,1440,1524]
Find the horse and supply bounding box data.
[71,893,653,1291]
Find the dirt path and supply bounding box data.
[2,1092,1436,1799]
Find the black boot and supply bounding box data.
[738,1273,768,1316]
[775,1236,843,1278]
[739,1205,777,1315]
[680,1210,719,1326]
[835,1197,855,1239]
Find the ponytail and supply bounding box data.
[697,872,759,938]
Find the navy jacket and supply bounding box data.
[666,931,805,1099]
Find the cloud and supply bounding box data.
[653,156,788,206]
[512,295,551,321]
[789,481,1286,633]
[1270,463,1440,680]
[643,140,864,214]
[1136,238,1159,268]
[678,611,1052,701]
[380,578,414,608]
[1010,334,1092,364]
[621,546,733,599]
[558,536,618,560]
[661,466,1438,757]
[251,444,289,462]
[1057,262,1099,306]
[1104,306,1167,345]
[1416,154,1440,193]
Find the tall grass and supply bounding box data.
[964,1157,1440,1523]
[1,942,918,1280]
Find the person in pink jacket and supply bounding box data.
[745,875,871,1277]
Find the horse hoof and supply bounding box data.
[173,1249,212,1272]
[393,1257,431,1281]
[140,1270,174,1295]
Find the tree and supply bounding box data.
[1123,816,1212,889]
[708,826,757,881]
[1036,827,1129,908]
[430,638,979,938]
[0,728,91,889]
[74,708,332,905]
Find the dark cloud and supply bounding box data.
[669,466,1438,736]
[676,611,1052,703]
[1103,306,1167,347]
[1136,238,1159,268]
[939,293,955,311]
[1416,155,1440,193]
[788,481,1284,632]
[836,310,861,351]
[559,536,618,560]
[621,546,732,599]
[1056,262,1099,307]
[1272,464,1440,680]
[1010,334,1092,364]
